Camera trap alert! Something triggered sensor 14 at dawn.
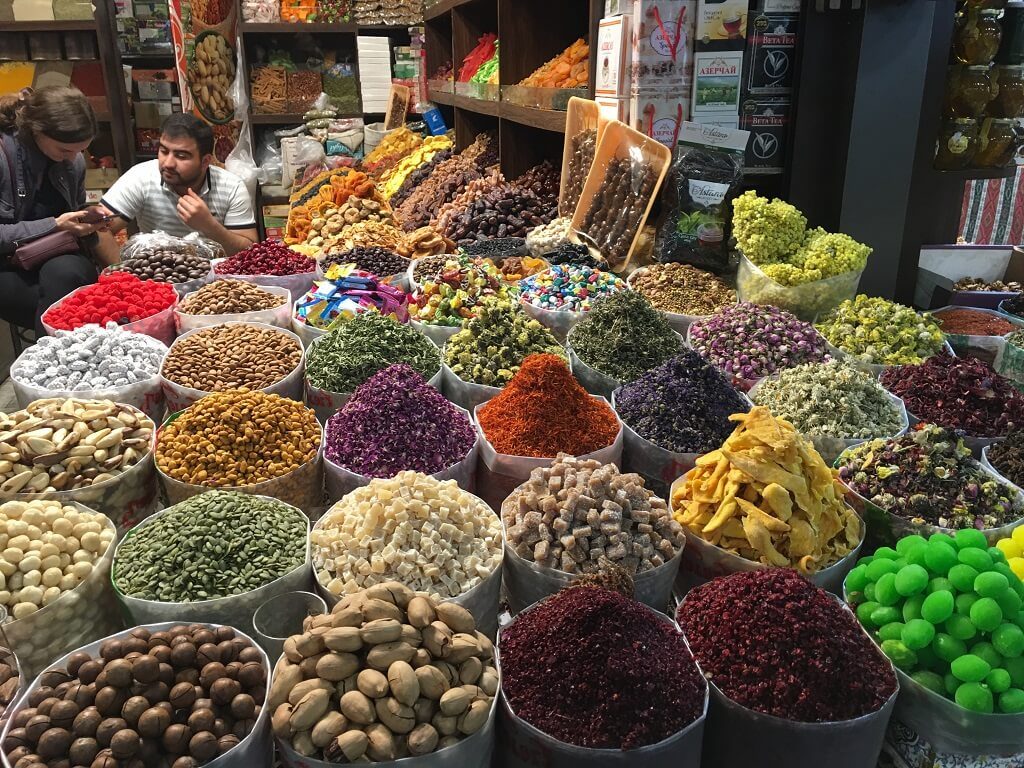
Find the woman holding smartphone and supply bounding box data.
[0,86,107,335]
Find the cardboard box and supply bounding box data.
[739,97,789,171]
[12,0,53,21]
[262,204,289,240]
[631,0,696,89]
[133,1,168,18]
[605,0,631,15]
[133,68,177,100]
[696,0,748,46]
[629,87,691,148]
[596,14,632,97]
[691,112,740,129]
[691,50,742,117]
[744,11,798,94]
[135,99,177,129]
[596,95,629,122]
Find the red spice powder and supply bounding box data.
[501,586,706,749]
[677,569,896,722]
[935,308,1016,336]
[477,353,619,457]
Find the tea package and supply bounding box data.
[656,121,750,273]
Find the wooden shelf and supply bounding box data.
[241,21,358,32]
[251,111,360,124]
[428,87,456,106]
[935,165,1019,180]
[499,101,566,132]
[424,0,476,20]
[3,19,97,31]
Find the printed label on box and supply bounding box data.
[596,14,631,96]
[763,0,800,13]
[692,51,742,113]
[630,88,692,148]
[596,96,630,122]
[696,0,748,45]
[631,0,697,88]
[745,12,797,93]
[739,97,789,170]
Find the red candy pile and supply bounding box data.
[42,272,177,330]
[215,241,316,276]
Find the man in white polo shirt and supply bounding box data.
[96,114,257,258]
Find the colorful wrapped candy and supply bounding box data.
[294,266,408,330]
[411,260,510,327]
[518,265,625,312]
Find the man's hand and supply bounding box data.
[54,211,100,237]
[176,188,216,234]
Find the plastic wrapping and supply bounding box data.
[175,285,292,334]
[441,362,502,413]
[997,334,1024,388]
[411,318,460,348]
[474,398,624,512]
[160,322,305,413]
[736,253,863,322]
[212,257,317,299]
[499,601,707,768]
[291,313,329,348]
[558,97,605,219]
[158,429,324,512]
[1,504,122,678]
[933,305,1023,366]
[112,495,312,637]
[324,423,480,501]
[0,622,274,768]
[626,267,708,335]
[669,474,865,596]
[746,379,910,466]
[42,284,179,347]
[518,297,585,343]
[836,458,1024,548]
[312,509,504,639]
[10,356,168,424]
[0,647,20,732]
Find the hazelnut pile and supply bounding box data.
[3,624,267,768]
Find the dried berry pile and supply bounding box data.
[215,241,316,276]
[678,569,896,722]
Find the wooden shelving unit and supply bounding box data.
[424,0,599,177]
[4,19,97,30]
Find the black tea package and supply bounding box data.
[656,122,750,273]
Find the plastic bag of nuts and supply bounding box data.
[159,323,305,413]
[0,399,159,533]
[271,582,498,767]
[175,283,292,334]
[113,231,215,297]
[0,622,273,768]
[0,500,122,678]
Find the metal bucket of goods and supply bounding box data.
[472,398,624,513]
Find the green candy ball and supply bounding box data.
[971,642,1004,671]
[971,597,1004,633]
[903,595,926,623]
[876,546,900,560]
[911,670,945,696]
[879,622,906,643]
[857,601,881,627]
[955,529,989,551]
[951,654,991,682]
[976,571,1011,599]
[996,588,1022,620]
[875,573,900,606]
[956,682,994,713]
[987,668,1012,694]
[895,565,930,597]
[927,577,954,594]
[994,623,1024,658]
[897,535,928,555]
[921,590,956,625]
[999,687,1024,713]
[945,613,978,642]
[959,547,995,572]
[902,619,936,650]
[845,565,869,594]
[924,541,959,575]
[871,606,902,628]
[1004,656,1024,688]
[881,639,918,672]
[933,633,968,664]
[948,564,980,593]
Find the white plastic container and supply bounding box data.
[175,285,292,333]
[212,257,317,300]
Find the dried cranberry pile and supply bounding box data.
[501,586,706,749]
[880,352,1024,437]
[214,241,316,276]
[677,569,896,723]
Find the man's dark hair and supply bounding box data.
[160,113,214,157]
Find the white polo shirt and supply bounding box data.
[101,160,256,237]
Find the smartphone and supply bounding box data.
[79,207,115,224]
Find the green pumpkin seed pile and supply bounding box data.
[114,490,307,602]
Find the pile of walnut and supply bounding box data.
[270,582,497,762]
[396,227,454,260]
[306,198,395,252]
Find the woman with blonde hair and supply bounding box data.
[0,86,105,335]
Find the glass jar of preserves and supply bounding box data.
[992,64,1024,116]
[935,118,980,169]
[946,65,996,116]
[997,1,1024,63]
[973,117,1023,166]
[955,9,1004,65]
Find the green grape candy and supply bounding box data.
[971,642,1004,671]
[864,583,877,602]
[894,565,929,597]
[917,643,942,672]
[945,614,978,642]
[956,593,980,615]
[876,546,900,560]
[933,633,968,664]
[994,624,1024,658]
[911,670,945,696]
[949,564,980,593]
[921,590,955,625]
[924,541,959,575]
[881,639,918,672]
[871,606,902,628]
[907,547,929,568]
[930,533,957,547]
[976,571,1011,599]
[990,547,1008,565]
[902,619,936,650]
[945,673,961,696]
[955,529,989,551]
[845,565,869,594]
[879,622,905,643]
[897,535,928,555]
[927,577,954,594]
[987,668,1012,694]
[999,688,1024,713]
[996,588,1023,620]
[866,558,900,582]
[951,654,992,682]
[1004,656,1024,687]
[857,601,881,627]
[903,595,926,623]
[956,682,995,713]
[959,547,995,572]
[875,573,900,606]
[971,597,1004,633]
